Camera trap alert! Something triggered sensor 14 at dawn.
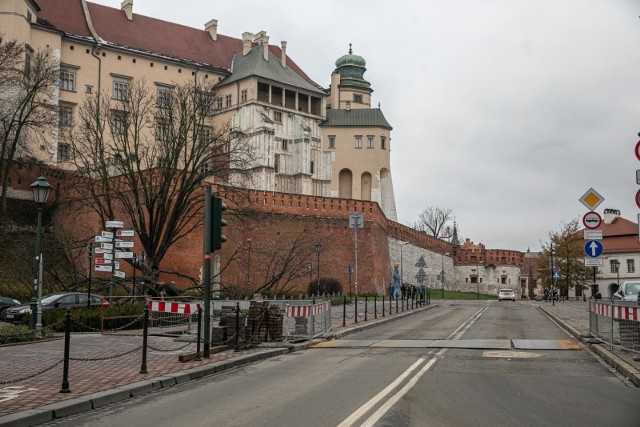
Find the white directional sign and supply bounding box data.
[94,258,111,265]
[113,261,120,270]
[115,241,134,248]
[348,213,364,229]
[116,229,135,237]
[101,231,114,239]
[584,240,603,257]
[105,220,124,229]
[102,252,113,260]
[114,270,126,279]
[584,230,603,240]
[100,242,113,250]
[94,247,105,254]
[94,265,113,272]
[115,251,134,259]
[585,258,604,267]
[94,236,111,243]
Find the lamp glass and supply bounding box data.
[30,176,52,204]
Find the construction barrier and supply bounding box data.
[590,300,640,354]
[284,301,331,340]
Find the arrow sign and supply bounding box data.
[584,240,603,258]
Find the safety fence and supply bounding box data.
[589,300,640,354]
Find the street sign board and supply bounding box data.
[348,213,364,229]
[94,258,111,265]
[101,231,113,239]
[579,188,604,211]
[114,261,120,270]
[636,189,640,209]
[585,258,603,267]
[102,252,113,260]
[415,256,427,268]
[584,229,603,240]
[100,242,113,250]
[635,140,640,161]
[94,247,104,254]
[582,211,602,230]
[114,270,126,279]
[94,236,111,243]
[94,265,112,272]
[115,251,134,259]
[637,170,640,185]
[116,229,135,237]
[115,241,134,248]
[553,272,560,279]
[584,240,603,258]
[105,220,124,229]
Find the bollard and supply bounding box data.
[342,296,347,327]
[354,296,358,324]
[374,296,377,319]
[396,296,399,314]
[382,296,385,317]
[364,296,368,322]
[264,303,270,342]
[235,302,241,352]
[60,309,71,393]
[140,306,149,373]
[411,294,414,310]
[195,307,202,361]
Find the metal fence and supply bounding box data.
[589,300,640,354]
[283,301,332,341]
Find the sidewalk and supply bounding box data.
[1,300,638,426]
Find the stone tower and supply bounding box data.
[321,45,397,221]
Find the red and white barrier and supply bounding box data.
[590,301,639,321]
[286,303,327,317]
[148,301,201,314]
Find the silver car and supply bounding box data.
[612,281,640,302]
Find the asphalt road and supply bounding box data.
[46,302,640,426]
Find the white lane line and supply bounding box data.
[337,305,488,427]
[336,356,428,427]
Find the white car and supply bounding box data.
[498,289,516,301]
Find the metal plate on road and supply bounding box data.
[374,340,434,348]
[512,339,579,350]
[483,351,541,358]
[313,340,379,348]
[427,339,511,349]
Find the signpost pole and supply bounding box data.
[87,245,93,308]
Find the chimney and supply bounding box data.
[280,41,287,68]
[242,32,253,56]
[262,37,270,61]
[121,0,133,21]
[603,208,621,224]
[205,19,218,41]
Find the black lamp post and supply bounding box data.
[246,239,252,288]
[476,261,484,300]
[315,242,322,291]
[29,176,53,330]
[612,259,620,290]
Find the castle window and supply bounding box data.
[367,136,374,149]
[59,70,76,92]
[355,135,362,149]
[282,139,288,151]
[274,153,280,173]
[241,89,247,103]
[628,259,635,273]
[112,76,131,100]
[157,87,172,108]
[328,136,335,149]
[155,119,170,141]
[353,94,363,103]
[274,111,282,123]
[380,136,386,150]
[225,94,232,108]
[215,97,223,110]
[57,143,70,161]
[310,160,315,175]
[111,110,128,134]
[58,105,73,126]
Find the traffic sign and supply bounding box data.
[636,170,640,185]
[101,231,114,239]
[579,188,604,211]
[585,258,603,267]
[115,251,134,259]
[113,261,120,270]
[94,247,105,254]
[94,265,112,272]
[553,272,560,279]
[102,252,113,260]
[116,229,135,237]
[100,242,113,250]
[94,236,111,243]
[348,213,364,229]
[635,140,640,161]
[105,220,124,229]
[115,241,134,248]
[114,270,126,279]
[95,258,111,265]
[584,229,602,240]
[582,211,602,230]
[636,189,640,209]
[584,240,603,257]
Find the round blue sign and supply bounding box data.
[584,240,603,258]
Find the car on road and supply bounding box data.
[0,296,21,321]
[498,288,516,301]
[4,292,109,324]
[612,280,640,302]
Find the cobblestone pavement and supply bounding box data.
[0,299,637,424]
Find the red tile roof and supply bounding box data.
[36,0,318,85]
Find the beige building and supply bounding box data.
[1,0,395,210]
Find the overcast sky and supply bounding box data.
[91,0,640,252]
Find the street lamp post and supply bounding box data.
[441,252,450,299]
[29,176,53,331]
[612,259,620,289]
[315,242,322,292]
[347,264,353,297]
[246,239,252,288]
[399,242,408,288]
[476,261,484,300]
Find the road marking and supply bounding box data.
[338,306,488,426]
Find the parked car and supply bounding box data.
[498,288,516,301]
[0,296,21,321]
[612,281,640,302]
[4,292,109,324]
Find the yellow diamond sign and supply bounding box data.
[579,188,604,210]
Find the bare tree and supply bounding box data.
[412,207,456,239]
[63,78,253,293]
[0,36,59,215]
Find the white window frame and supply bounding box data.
[112,75,131,100]
[355,135,362,148]
[367,136,374,149]
[157,87,172,108]
[328,136,335,149]
[59,70,76,92]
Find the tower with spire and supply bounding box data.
[321,45,397,220]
